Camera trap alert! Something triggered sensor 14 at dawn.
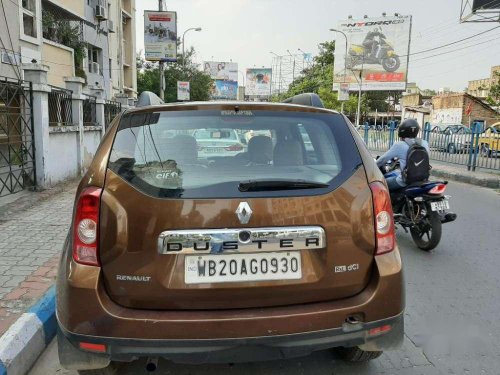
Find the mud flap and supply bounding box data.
[57,328,111,370]
[358,314,404,351]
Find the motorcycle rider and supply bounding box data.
[362,28,386,59]
[376,119,430,191]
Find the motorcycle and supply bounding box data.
[346,37,401,73]
[379,157,457,251]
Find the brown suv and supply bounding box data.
[56,94,404,374]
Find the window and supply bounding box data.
[108,109,360,199]
[21,0,37,39]
[87,46,102,75]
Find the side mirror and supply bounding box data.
[375,155,380,160]
[240,137,247,145]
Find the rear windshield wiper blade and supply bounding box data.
[238,179,329,192]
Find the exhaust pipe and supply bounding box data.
[146,357,159,372]
[441,212,457,224]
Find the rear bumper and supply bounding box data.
[58,312,403,364]
[57,243,404,363]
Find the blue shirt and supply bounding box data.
[376,138,429,185]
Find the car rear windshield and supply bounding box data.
[108,109,362,198]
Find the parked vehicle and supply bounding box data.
[379,157,457,251]
[428,124,471,154]
[478,122,500,157]
[57,93,404,374]
[193,128,245,158]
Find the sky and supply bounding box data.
[135,0,500,91]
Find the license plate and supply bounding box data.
[431,200,450,211]
[184,252,302,284]
[205,147,225,153]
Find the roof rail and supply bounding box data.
[282,93,325,108]
[136,91,164,107]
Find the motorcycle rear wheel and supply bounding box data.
[410,211,442,251]
[381,56,400,72]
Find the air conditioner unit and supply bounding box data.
[108,19,114,32]
[95,5,106,20]
[90,62,100,74]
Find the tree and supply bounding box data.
[486,71,500,106]
[136,47,213,102]
[271,40,370,121]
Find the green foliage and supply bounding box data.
[486,71,500,106]
[42,9,87,73]
[136,47,213,102]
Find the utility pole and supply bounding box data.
[355,58,364,126]
[158,0,165,100]
[329,29,348,114]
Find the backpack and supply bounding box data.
[402,138,430,184]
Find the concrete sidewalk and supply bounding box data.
[429,160,500,189]
[0,182,77,337]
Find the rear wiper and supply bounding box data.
[238,179,329,192]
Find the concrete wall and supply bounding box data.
[82,128,102,169]
[45,0,85,19]
[46,127,80,185]
[42,40,74,87]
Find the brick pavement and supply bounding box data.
[0,184,77,336]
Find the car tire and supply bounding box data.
[77,363,122,375]
[481,145,491,158]
[447,143,457,154]
[335,346,383,362]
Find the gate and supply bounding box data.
[0,77,36,197]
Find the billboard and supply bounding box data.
[333,15,412,91]
[144,11,177,62]
[246,68,272,97]
[472,0,500,10]
[203,61,238,99]
[177,81,190,101]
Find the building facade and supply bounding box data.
[0,0,136,100]
[467,65,500,99]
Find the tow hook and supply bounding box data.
[146,357,159,372]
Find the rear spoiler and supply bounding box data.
[136,91,164,107]
[282,93,325,108]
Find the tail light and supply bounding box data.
[73,187,102,266]
[428,183,447,195]
[225,144,243,151]
[370,181,395,255]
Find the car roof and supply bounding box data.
[125,101,340,115]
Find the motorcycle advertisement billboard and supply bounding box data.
[333,15,412,91]
[246,68,272,97]
[203,61,238,100]
[177,81,190,101]
[144,11,177,62]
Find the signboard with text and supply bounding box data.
[177,81,190,101]
[203,61,238,100]
[144,10,177,62]
[333,15,412,91]
[246,68,272,97]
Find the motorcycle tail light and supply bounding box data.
[429,184,447,195]
[370,181,395,255]
[73,187,102,266]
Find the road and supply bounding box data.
[29,181,500,374]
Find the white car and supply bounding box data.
[193,128,245,158]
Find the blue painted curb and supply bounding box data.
[29,286,57,345]
[0,286,56,374]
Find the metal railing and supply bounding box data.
[104,100,122,128]
[48,85,73,126]
[83,94,97,126]
[361,121,500,171]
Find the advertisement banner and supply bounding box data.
[333,15,411,91]
[144,11,177,62]
[246,68,272,97]
[177,81,190,101]
[338,83,350,101]
[203,61,238,99]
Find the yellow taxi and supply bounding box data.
[479,122,500,157]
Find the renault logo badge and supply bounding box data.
[235,202,252,224]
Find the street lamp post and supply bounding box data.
[270,51,281,95]
[182,27,202,70]
[351,58,364,126]
[329,28,348,114]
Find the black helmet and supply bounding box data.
[398,118,420,138]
